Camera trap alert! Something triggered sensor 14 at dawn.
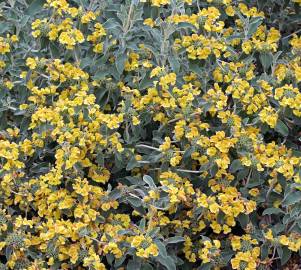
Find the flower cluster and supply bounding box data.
[1,0,301,269]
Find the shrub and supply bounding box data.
[0,0,301,269]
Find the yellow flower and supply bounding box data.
[150,66,164,78]
[131,235,145,248]
[159,137,171,151]
[88,167,110,184]
[81,11,96,24]
[259,106,278,128]
[210,221,222,233]
[132,115,141,125]
[144,18,155,27]
[147,243,159,257]
[11,35,18,42]
[26,57,38,70]
[225,5,235,16]
[206,147,217,157]
[93,43,104,53]
[151,0,170,6]
[4,80,13,90]
[249,188,259,196]
[209,202,219,213]
[0,241,5,251]
[279,235,289,246]
[170,154,182,166]
[265,229,274,241]
[242,41,253,54]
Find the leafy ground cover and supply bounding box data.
[0,0,301,269]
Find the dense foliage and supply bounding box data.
[1,0,301,269]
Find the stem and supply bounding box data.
[265,181,276,202]
[8,106,17,111]
[138,161,151,164]
[176,168,202,174]
[245,169,252,186]
[10,190,25,196]
[129,193,141,200]
[124,3,134,33]
[147,167,203,174]
[88,0,96,10]
[86,236,106,245]
[282,29,301,40]
[167,112,201,124]
[233,101,237,114]
[271,246,276,260]
[287,220,297,233]
[147,207,155,232]
[136,144,161,152]
[287,215,301,233]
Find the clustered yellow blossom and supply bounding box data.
[1,0,301,269]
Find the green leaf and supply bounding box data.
[262,208,285,215]
[277,246,292,266]
[116,54,127,75]
[93,69,110,81]
[20,15,31,28]
[220,250,234,264]
[139,74,153,89]
[261,243,269,260]
[117,229,134,235]
[237,169,249,181]
[283,214,292,225]
[290,205,301,218]
[274,223,285,234]
[109,189,122,200]
[165,236,185,244]
[126,156,140,171]
[25,0,46,15]
[0,23,10,34]
[247,17,263,36]
[103,18,122,30]
[80,56,93,69]
[229,159,242,173]
[115,256,127,267]
[128,197,142,207]
[141,263,153,270]
[168,55,180,73]
[127,259,141,270]
[147,227,160,238]
[176,22,197,31]
[199,263,213,270]
[155,240,168,258]
[49,43,60,58]
[237,213,249,228]
[96,153,105,167]
[282,191,301,206]
[5,246,13,260]
[143,175,156,189]
[281,247,292,266]
[275,120,289,136]
[156,255,176,270]
[260,52,273,72]
[247,170,264,188]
